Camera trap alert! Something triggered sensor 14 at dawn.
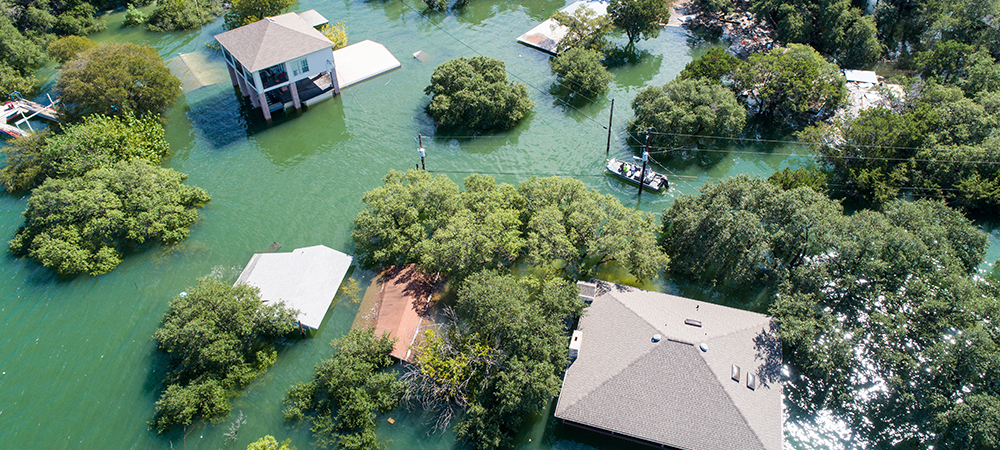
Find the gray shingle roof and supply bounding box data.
[555,281,783,450]
[214,12,333,72]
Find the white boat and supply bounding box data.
[605,158,668,193]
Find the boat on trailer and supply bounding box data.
[605,157,668,193]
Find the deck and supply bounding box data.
[269,72,335,110]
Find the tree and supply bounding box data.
[0,64,38,98]
[9,160,210,276]
[284,328,404,450]
[0,16,47,75]
[750,0,883,66]
[836,9,882,68]
[627,77,746,149]
[1,113,170,193]
[551,7,614,54]
[246,436,294,450]
[407,271,583,448]
[424,56,534,132]
[320,21,348,50]
[46,35,98,65]
[659,176,1000,448]
[57,43,181,121]
[549,48,613,99]
[767,166,828,193]
[678,47,743,84]
[152,278,298,432]
[224,0,293,30]
[731,44,847,125]
[123,4,149,27]
[608,0,670,47]
[147,0,223,31]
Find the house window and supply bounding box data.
[290,58,309,76]
[223,48,233,64]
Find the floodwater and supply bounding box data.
[1,1,998,449]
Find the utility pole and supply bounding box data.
[638,129,650,200]
[605,98,614,157]
[417,134,426,170]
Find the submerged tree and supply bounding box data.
[152,278,298,432]
[424,57,535,132]
[550,47,614,99]
[224,0,293,30]
[284,328,404,450]
[608,0,670,48]
[627,77,746,149]
[551,7,614,55]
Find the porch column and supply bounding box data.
[227,64,239,87]
[330,69,340,95]
[259,92,271,120]
[237,73,249,97]
[289,81,301,110]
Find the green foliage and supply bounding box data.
[732,44,847,125]
[608,0,669,46]
[46,35,98,65]
[352,170,668,281]
[751,0,882,67]
[1,113,170,193]
[695,0,733,13]
[767,166,828,193]
[408,271,583,448]
[152,278,297,432]
[283,328,404,450]
[57,42,181,121]
[321,21,348,50]
[678,47,743,84]
[224,0,293,30]
[550,48,613,100]
[423,0,448,11]
[147,0,223,32]
[123,4,148,27]
[660,176,1000,448]
[0,16,47,75]
[805,83,1000,213]
[551,7,614,55]
[628,77,746,149]
[0,64,39,97]
[424,56,534,132]
[9,160,210,276]
[246,435,295,450]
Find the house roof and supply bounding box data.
[236,245,352,329]
[372,264,435,361]
[214,12,333,72]
[844,69,879,84]
[297,9,329,28]
[554,281,782,450]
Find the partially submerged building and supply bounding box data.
[351,264,436,362]
[516,1,608,54]
[555,281,783,450]
[236,244,353,330]
[215,11,339,120]
[840,69,906,118]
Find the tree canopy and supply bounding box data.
[57,42,181,121]
[9,160,210,276]
[551,7,614,55]
[352,170,668,281]
[284,328,404,450]
[224,0,293,30]
[608,0,670,46]
[1,113,169,193]
[549,47,613,100]
[424,57,534,132]
[147,0,223,32]
[660,175,1000,448]
[151,278,298,432]
[732,44,847,125]
[750,0,882,67]
[406,271,583,448]
[678,47,743,84]
[628,77,746,149]
[46,35,98,65]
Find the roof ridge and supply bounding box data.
[699,354,770,450]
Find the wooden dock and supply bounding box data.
[2,97,60,138]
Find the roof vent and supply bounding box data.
[685,319,703,327]
[731,364,741,381]
[577,281,596,303]
[651,334,661,343]
[699,343,708,352]
[747,373,757,390]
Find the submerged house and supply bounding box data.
[215,11,339,120]
[556,281,783,450]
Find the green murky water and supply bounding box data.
[2,1,999,449]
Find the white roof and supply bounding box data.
[516,0,609,54]
[236,245,352,329]
[332,40,401,88]
[297,9,328,28]
[843,69,878,84]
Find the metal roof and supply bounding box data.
[214,12,333,72]
[554,281,783,450]
[843,69,879,84]
[236,245,352,329]
[296,9,329,28]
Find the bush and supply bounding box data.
[46,35,98,65]
[224,0,293,30]
[320,21,348,50]
[123,4,148,27]
[550,48,613,99]
[628,77,746,148]
[57,42,181,121]
[0,64,39,97]
[147,0,222,32]
[425,57,535,132]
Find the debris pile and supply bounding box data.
[685,1,777,58]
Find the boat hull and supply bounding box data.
[605,158,668,193]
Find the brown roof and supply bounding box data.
[555,281,783,450]
[373,265,434,361]
[214,12,333,72]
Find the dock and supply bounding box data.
[2,97,60,138]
